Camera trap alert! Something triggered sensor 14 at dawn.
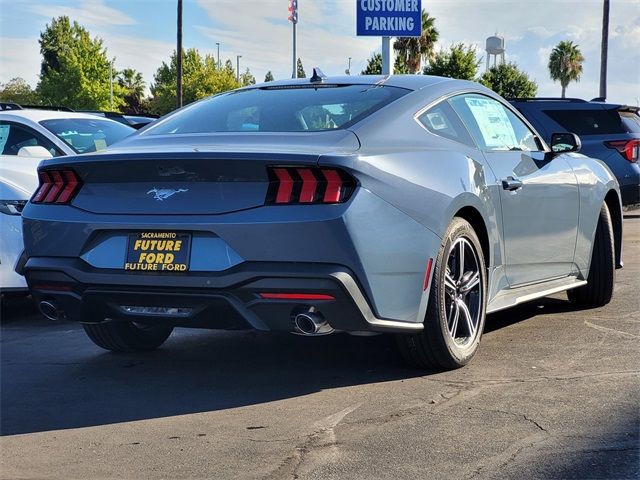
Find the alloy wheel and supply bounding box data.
[443,237,483,347]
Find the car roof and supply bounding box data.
[0,109,123,122]
[244,74,457,92]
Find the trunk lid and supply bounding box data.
[42,131,360,215]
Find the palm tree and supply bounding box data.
[117,68,145,98]
[117,68,146,114]
[393,10,439,74]
[548,40,584,98]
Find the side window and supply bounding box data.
[0,122,61,157]
[449,94,540,152]
[416,101,475,147]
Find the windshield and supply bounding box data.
[40,118,135,154]
[146,84,409,135]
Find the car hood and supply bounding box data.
[102,130,361,156]
[0,155,41,200]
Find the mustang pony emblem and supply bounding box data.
[146,187,189,201]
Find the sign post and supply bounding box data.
[356,0,422,75]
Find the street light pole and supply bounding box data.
[216,42,220,69]
[109,59,113,110]
[346,57,352,75]
[236,55,242,84]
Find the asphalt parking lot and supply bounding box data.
[1,215,638,480]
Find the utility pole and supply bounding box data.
[176,0,183,108]
[599,0,610,100]
[236,55,242,83]
[216,42,220,69]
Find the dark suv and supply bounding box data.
[509,98,640,206]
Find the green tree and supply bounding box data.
[150,48,239,115]
[0,77,40,104]
[423,43,481,80]
[394,10,439,73]
[117,68,147,114]
[36,16,124,110]
[296,58,306,78]
[479,62,538,98]
[548,40,584,98]
[361,53,382,75]
[240,68,256,87]
[393,54,410,74]
[360,52,408,75]
[264,71,274,82]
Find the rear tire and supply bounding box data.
[82,321,173,352]
[396,217,487,370]
[567,203,615,308]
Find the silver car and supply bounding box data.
[21,75,622,369]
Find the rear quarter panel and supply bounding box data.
[336,84,507,301]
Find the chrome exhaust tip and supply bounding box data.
[39,300,60,321]
[293,310,334,335]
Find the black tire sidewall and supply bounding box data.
[430,218,487,366]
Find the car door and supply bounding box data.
[449,93,579,286]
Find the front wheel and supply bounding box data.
[82,321,173,352]
[397,217,487,370]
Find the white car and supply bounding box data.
[0,108,135,292]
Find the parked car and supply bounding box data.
[20,74,622,369]
[509,98,640,206]
[0,109,135,292]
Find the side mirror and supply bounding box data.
[550,132,581,154]
[17,146,53,158]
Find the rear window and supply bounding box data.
[620,111,640,133]
[40,118,135,154]
[146,84,409,135]
[543,108,627,135]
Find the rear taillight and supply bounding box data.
[605,139,639,163]
[266,167,356,205]
[32,169,82,204]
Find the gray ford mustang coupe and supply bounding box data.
[20,74,623,370]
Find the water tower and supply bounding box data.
[486,35,505,70]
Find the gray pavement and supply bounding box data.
[1,215,639,480]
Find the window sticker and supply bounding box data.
[94,138,107,151]
[425,111,449,131]
[464,97,517,149]
[0,125,9,152]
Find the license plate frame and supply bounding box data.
[124,232,192,272]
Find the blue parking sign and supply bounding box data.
[357,0,422,37]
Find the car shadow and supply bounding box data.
[484,295,575,333]
[1,294,576,436]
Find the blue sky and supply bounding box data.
[1,0,638,104]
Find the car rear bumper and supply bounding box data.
[24,258,424,333]
[619,183,640,206]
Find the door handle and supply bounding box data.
[501,176,523,191]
